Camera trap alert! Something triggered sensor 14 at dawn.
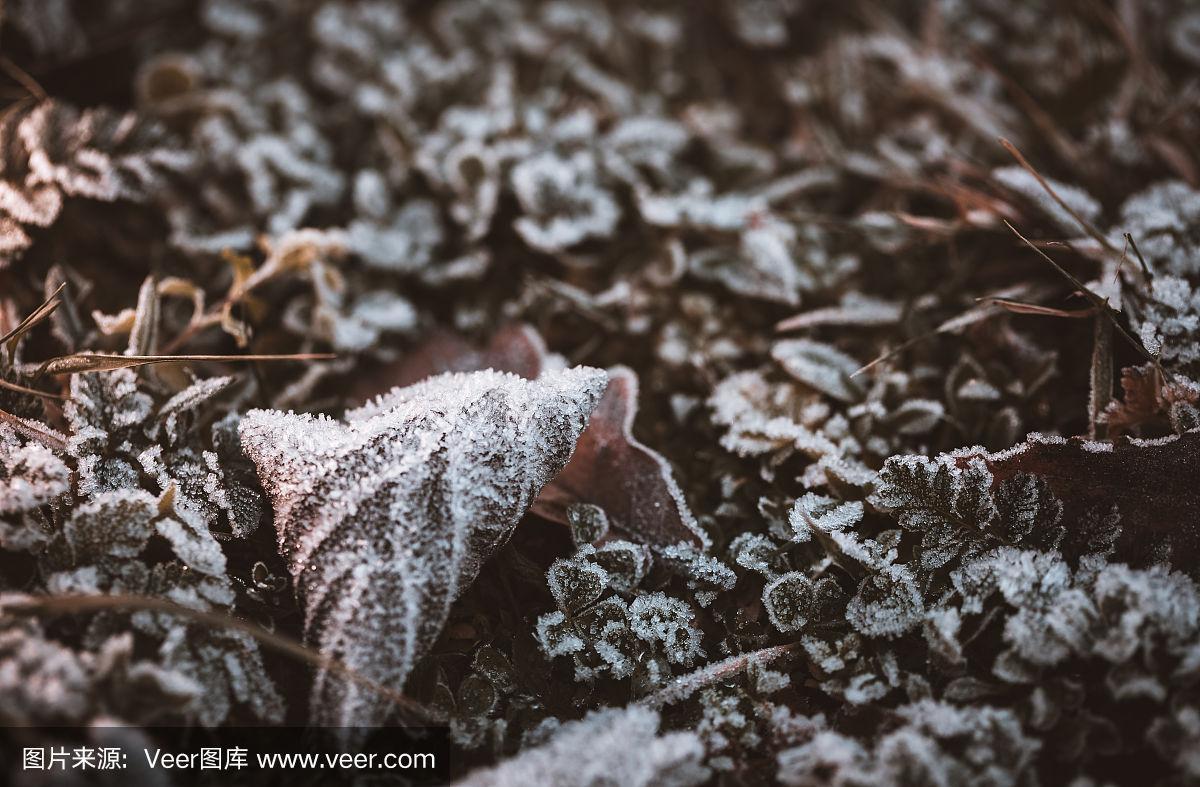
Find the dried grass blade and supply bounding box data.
[1003,220,1154,365]
[1,282,66,350]
[998,138,1118,254]
[976,297,1095,319]
[0,407,68,450]
[32,352,336,376]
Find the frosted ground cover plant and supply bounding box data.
[3,1,1200,785]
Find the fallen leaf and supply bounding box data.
[239,366,606,727]
[349,323,545,402]
[532,366,709,549]
[354,325,707,549]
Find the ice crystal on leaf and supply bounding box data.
[1115,180,1200,278]
[0,423,70,519]
[790,493,863,542]
[0,100,192,267]
[548,555,609,614]
[1135,276,1200,370]
[772,339,864,403]
[628,593,703,666]
[239,367,606,727]
[872,454,1012,571]
[0,615,201,726]
[510,150,620,253]
[845,565,924,638]
[454,706,709,787]
[566,502,610,546]
[763,572,815,633]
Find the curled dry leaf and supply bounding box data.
[239,366,606,727]
[532,366,709,549]
[355,325,707,549]
[349,323,546,403]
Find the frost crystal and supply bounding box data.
[629,593,704,666]
[992,165,1100,235]
[772,339,864,402]
[763,572,815,633]
[845,566,924,638]
[0,423,70,518]
[238,367,606,726]
[455,706,709,787]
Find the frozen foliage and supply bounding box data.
[1136,276,1200,370]
[689,218,858,307]
[535,544,699,684]
[992,165,1100,235]
[566,502,610,546]
[0,361,283,729]
[6,0,1200,781]
[239,367,605,726]
[844,566,923,638]
[510,151,621,253]
[1116,180,1200,278]
[454,706,709,787]
[763,572,815,632]
[0,423,69,519]
[772,339,864,403]
[777,700,1040,786]
[0,616,201,726]
[628,593,703,666]
[790,492,863,541]
[0,100,192,267]
[873,454,1003,571]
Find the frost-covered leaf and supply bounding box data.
[658,544,737,607]
[547,556,608,614]
[590,540,651,594]
[729,532,785,576]
[872,453,1001,569]
[454,706,709,787]
[845,566,923,638]
[0,100,192,267]
[1115,180,1200,278]
[763,572,815,633]
[238,367,606,726]
[789,493,863,542]
[63,489,158,561]
[533,366,708,549]
[510,150,620,253]
[772,339,863,402]
[567,503,610,546]
[0,422,70,516]
[351,327,704,549]
[628,592,703,666]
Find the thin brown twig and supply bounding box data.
[30,352,337,377]
[998,138,1119,255]
[1003,220,1155,366]
[0,55,47,101]
[1,282,65,349]
[0,377,67,400]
